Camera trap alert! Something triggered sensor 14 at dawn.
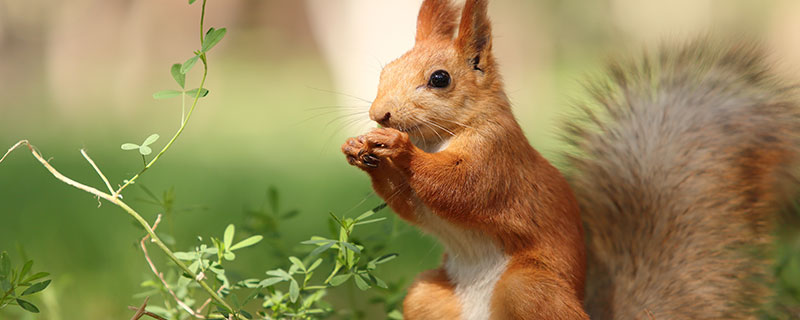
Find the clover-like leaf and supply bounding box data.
[181,55,199,74]
[186,88,209,98]
[229,235,263,251]
[289,279,300,303]
[138,145,153,156]
[328,273,351,286]
[121,143,139,151]
[353,274,370,290]
[171,63,185,88]
[202,27,227,52]
[142,134,160,147]
[223,224,235,249]
[153,90,182,100]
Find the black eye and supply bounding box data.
[428,70,451,88]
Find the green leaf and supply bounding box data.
[223,251,236,261]
[185,88,209,98]
[288,256,305,272]
[388,310,404,319]
[307,258,323,272]
[1,278,11,292]
[121,143,140,150]
[289,279,300,303]
[22,272,48,284]
[181,55,199,74]
[188,0,197,4]
[239,309,253,320]
[21,279,50,296]
[301,238,334,245]
[309,242,334,258]
[372,274,388,289]
[173,252,196,260]
[328,273,351,286]
[229,235,263,251]
[266,269,292,281]
[153,90,182,99]
[223,224,235,249]
[19,260,32,280]
[16,299,39,313]
[355,209,376,222]
[142,134,160,146]
[353,217,387,226]
[202,27,227,52]
[259,277,284,287]
[341,242,361,254]
[171,63,185,88]
[372,253,398,265]
[138,145,152,156]
[354,274,370,290]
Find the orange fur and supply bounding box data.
[342,0,587,318]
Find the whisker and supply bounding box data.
[324,112,370,130]
[424,118,456,136]
[306,86,373,104]
[304,105,369,112]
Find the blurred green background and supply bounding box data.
[2,0,800,318]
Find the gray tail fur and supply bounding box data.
[563,40,800,319]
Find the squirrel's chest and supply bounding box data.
[417,206,510,320]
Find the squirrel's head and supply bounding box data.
[369,0,506,144]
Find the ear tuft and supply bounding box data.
[416,0,459,42]
[455,0,492,69]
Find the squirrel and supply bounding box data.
[340,0,800,319]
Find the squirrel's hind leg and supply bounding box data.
[490,265,588,320]
[403,268,462,320]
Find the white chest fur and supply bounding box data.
[417,207,509,320]
[410,136,510,319]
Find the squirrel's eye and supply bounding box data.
[428,70,451,88]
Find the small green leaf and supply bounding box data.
[188,0,197,4]
[230,235,263,251]
[223,251,236,261]
[388,310,404,319]
[21,279,50,296]
[181,55,199,74]
[353,274,370,290]
[289,279,300,303]
[307,258,323,272]
[1,278,11,292]
[138,145,152,156]
[288,256,305,272]
[301,238,334,245]
[239,309,253,320]
[328,273,351,286]
[142,134,160,146]
[309,242,334,257]
[22,272,48,284]
[171,63,185,88]
[173,252,196,260]
[355,209,376,222]
[372,274,388,289]
[372,253,398,265]
[259,277,284,287]
[20,260,32,280]
[185,88,209,98]
[121,143,140,150]
[153,90,182,99]
[341,242,361,254]
[223,224,235,249]
[202,27,227,52]
[354,217,387,226]
[16,299,39,313]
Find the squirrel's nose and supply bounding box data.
[376,112,391,126]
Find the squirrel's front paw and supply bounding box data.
[341,128,413,170]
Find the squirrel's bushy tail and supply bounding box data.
[563,41,800,319]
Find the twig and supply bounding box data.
[128,305,168,320]
[81,148,115,195]
[130,296,150,320]
[141,214,207,319]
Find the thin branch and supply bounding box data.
[141,214,207,319]
[128,305,168,320]
[130,296,150,320]
[81,149,115,195]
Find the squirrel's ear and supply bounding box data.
[416,0,459,42]
[455,0,492,72]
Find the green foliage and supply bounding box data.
[141,203,399,319]
[121,133,160,156]
[0,251,51,313]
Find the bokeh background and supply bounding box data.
[2,0,800,318]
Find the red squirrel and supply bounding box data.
[341,0,800,319]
